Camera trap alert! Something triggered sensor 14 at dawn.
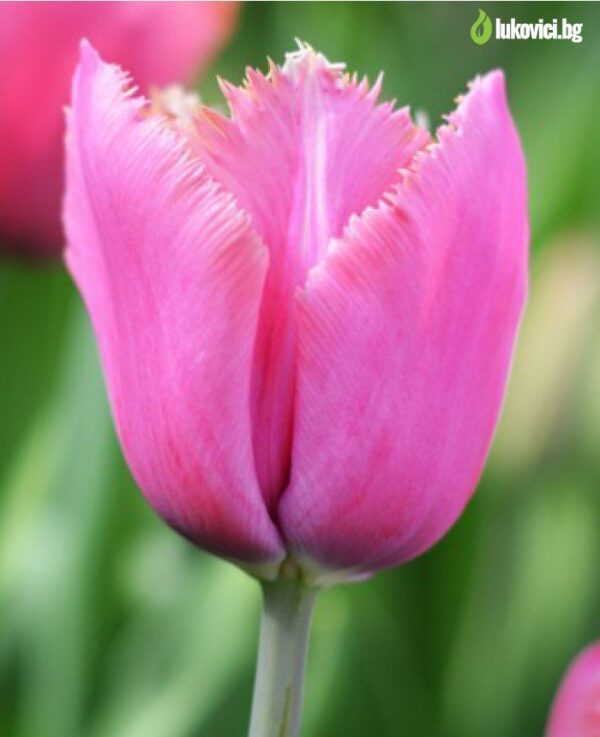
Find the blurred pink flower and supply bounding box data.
[0,1,239,257]
[546,642,600,737]
[64,42,528,583]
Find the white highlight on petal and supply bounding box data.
[150,85,201,130]
[283,39,346,81]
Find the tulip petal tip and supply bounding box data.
[546,641,600,737]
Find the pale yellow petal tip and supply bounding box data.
[148,85,202,130]
[282,39,346,81]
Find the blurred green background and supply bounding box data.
[1,2,600,736]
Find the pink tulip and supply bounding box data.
[0,1,239,257]
[546,642,600,737]
[64,42,528,584]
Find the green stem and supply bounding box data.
[248,578,318,737]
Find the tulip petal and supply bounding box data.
[279,71,528,582]
[64,43,284,570]
[196,47,430,508]
[546,642,600,737]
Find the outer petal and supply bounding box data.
[64,43,284,570]
[546,642,600,737]
[196,49,430,508]
[0,1,239,255]
[279,71,528,582]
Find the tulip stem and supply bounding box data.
[248,576,318,737]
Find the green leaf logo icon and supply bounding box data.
[471,9,493,45]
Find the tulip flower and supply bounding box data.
[0,1,238,257]
[546,642,600,737]
[64,41,528,737]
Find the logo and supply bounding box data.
[471,9,493,45]
[470,9,583,44]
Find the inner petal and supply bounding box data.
[194,47,430,512]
